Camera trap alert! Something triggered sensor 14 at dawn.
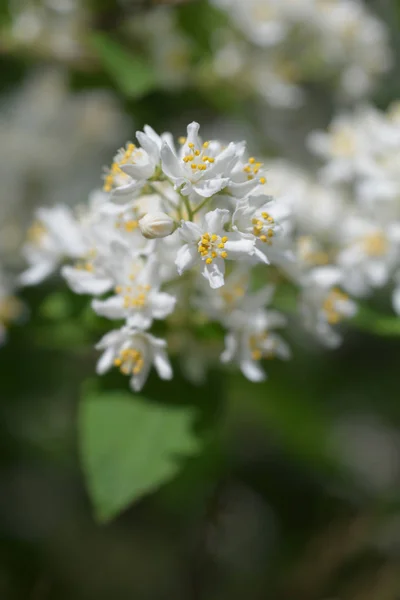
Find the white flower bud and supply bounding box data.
[139,212,175,239]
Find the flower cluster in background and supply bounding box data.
[211,0,392,107]
[0,68,127,263]
[308,103,400,313]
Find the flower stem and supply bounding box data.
[192,196,212,217]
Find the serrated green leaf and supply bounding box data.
[353,305,400,337]
[79,391,201,522]
[90,33,157,98]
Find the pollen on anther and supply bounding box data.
[220,251,228,259]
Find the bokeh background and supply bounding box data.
[1,0,400,598]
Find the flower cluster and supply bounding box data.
[211,0,391,106]
[20,122,297,389]
[21,114,399,392]
[307,103,400,315]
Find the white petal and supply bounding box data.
[92,296,125,319]
[204,209,230,233]
[224,237,255,259]
[185,122,200,148]
[220,333,238,363]
[240,360,266,382]
[150,292,176,319]
[127,313,153,330]
[175,244,198,275]
[154,349,173,380]
[311,266,342,288]
[161,143,184,180]
[111,181,140,199]
[38,205,85,257]
[96,347,115,375]
[193,177,229,198]
[62,266,113,296]
[136,131,159,161]
[367,262,389,287]
[178,220,202,243]
[120,162,154,181]
[130,362,151,392]
[202,258,225,289]
[19,260,56,286]
[95,328,123,350]
[253,245,270,264]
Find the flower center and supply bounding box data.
[27,221,47,246]
[74,249,97,272]
[198,232,228,264]
[114,348,144,375]
[252,211,275,244]
[298,236,329,265]
[362,233,388,257]
[103,143,140,192]
[115,283,151,309]
[221,285,245,306]
[331,129,356,157]
[249,332,275,361]
[181,140,215,173]
[322,288,349,325]
[243,157,266,184]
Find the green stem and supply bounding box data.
[182,195,194,221]
[192,196,212,217]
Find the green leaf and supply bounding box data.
[353,305,400,337]
[79,391,201,522]
[90,33,157,98]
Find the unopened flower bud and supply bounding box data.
[139,212,175,239]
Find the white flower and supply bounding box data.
[139,212,175,239]
[19,205,85,286]
[308,109,379,183]
[160,122,242,202]
[96,326,172,392]
[336,218,400,297]
[300,266,357,348]
[104,126,173,203]
[175,209,255,289]
[193,265,276,327]
[92,254,176,329]
[61,193,156,296]
[221,310,290,382]
[232,194,292,264]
